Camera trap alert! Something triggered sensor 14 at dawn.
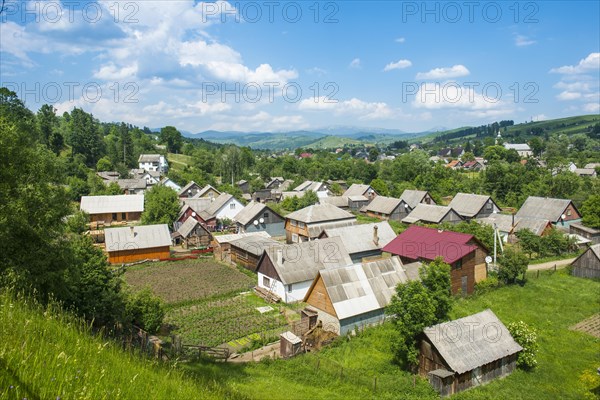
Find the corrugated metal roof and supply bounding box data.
[194,184,221,198]
[399,190,429,209]
[363,196,403,215]
[307,220,358,237]
[115,179,147,190]
[383,225,479,264]
[320,196,349,208]
[476,214,515,233]
[402,204,458,224]
[402,261,423,281]
[293,181,326,192]
[177,217,209,238]
[343,184,373,197]
[504,143,531,151]
[203,193,237,217]
[448,193,498,218]
[318,257,408,320]
[265,237,353,285]
[138,154,161,162]
[234,201,269,226]
[229,236,280,257]
[213,231,271,244]
[321,222,396,254]
[80,195,144,214]
[280,191,306,200]
[286,203,355,224]
[515,196,575,222]
[477,214,550,236]
[180,198,212,215]
[423,309,522,374]
[105,224,171,252]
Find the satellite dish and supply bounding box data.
[561,214,566,220]
[259,218,264,224]
[253,220,259,226]
[485,256,493,264]
[191,212,196,217]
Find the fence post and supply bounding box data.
[554,264,557,272]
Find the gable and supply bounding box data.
[304,274,337,317]
[256,253,282,282]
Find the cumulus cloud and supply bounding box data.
[298,97,393,120]
[556,91,582,101]
[383,59,412,71]
[550,53,600,74]
[515,35,536,47]
[349,58,361,69]
[416,65,470,80]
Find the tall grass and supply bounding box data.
[0,290,226,400]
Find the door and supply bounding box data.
[461,276,468,295]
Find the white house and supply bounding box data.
[198,193,244,221]
[504,143,532,157]
[255,237,353,303]
[138,154,168,174]
[160,177,182,192]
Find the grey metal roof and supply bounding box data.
[514,218,551,236]
[202,193,237,217]
[321,222,397,254]
[286,203,355,224]
[264,237,353,285]
[402,261,423,282]
[319,196,349,208]
[317,257,408,319]
[515,196,574,222]
[348,195,369,202]
[234,201,279,226]
[213,231,271,244]
[504,143,531,151]
[80,195,144,214]
[280,191,306,200]
[181,198,212,214]
[423,309,522,374]
[293,180,314,191]
[399,190,430,209]
[402,204,458,224]
[229,236,280,257]
[97,171,119,181]
[194,184,221,198]
[177,217,209,239]
[477,214,550,236]
[363,196,403,215]
[476,214,515,233]
[343,183,373,197]
[138,154,161,162]
[307,220,359,237]
[115,179,147,190]
[449,193,498,218]
[105,224,171,252]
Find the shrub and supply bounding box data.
[498,248,529,284]
[125,288,165,333]
[507,321,538,370]
[474,274,500,295]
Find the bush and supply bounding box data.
[474,274,500,295]
[125,288,165,333]
[507,321,538,370]
[498,248,529,284]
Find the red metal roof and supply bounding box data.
[382,225,478,264]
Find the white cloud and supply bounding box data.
[515,35,536,47]
[395,37,406,43]
[93,63,138,80]
[349,58,361,69]
[583,103,600,113]
[415,65,470,80]
[306,67,327,76]
[383,59,412,72]
[531,114,548,121]
[550,53,600,74]
[556,91,582,101]
[298,97,394,120]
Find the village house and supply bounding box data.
[445,159,463,170]
[398,189,436,220]
[138,154,168,174]
[570,223,600,245]
[303,257,409,335]
[171,217,212,248]
[573,168,597,177]
[234,201,285,237]
[160,177,182,192]
[140,170,161,186]
[570,244,600,279]
[236,179,250,193]
[178,181,202,198]
[228,235,280,271]
[319,196,351,210]
[80,194,144,224]
[285,203,357,243]
[383,225,488,295]
[419,309,522,397]
[515,196,582,228]
[402,204,463,225]
[361,196,405,221]
[114,178,147,195]
[265,177,285,189]
[255,237,353,303]
[178,182,220,199]
[318,221,396,263]
[504,143,532,157]
[197,193,244,224]
[461,160,484,171]
[251,189,281,203]
[342,183,378,200]
[477,213,552,243]
[104,224,171,264]
[293,181,330,198]
[212,231,272,263]
[449,193,501,220]
[96,171,120,182]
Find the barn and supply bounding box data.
[303,257,409,335]
[104,224,171,264]
[401,204,463,225]
[571,244,600,279]
[228,235,280,271]
[171,217,212,248]
[80,194,144,224]
[212,231,272,263]
[419,309,522,397]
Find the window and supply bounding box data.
[291,220,297,227]
[486,202,492,210]
[567,209,572,216]
[287,284,293,293]
[453,259,463,270]
[263,276,270,287]
[263,212,269,218]
[121,213,126,220]
[230,203,235,209]
[292,233,299,243]
[112,213,117,220]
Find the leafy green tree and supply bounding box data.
[529,137,545,157]
[160,126,183,153]
[581,195,600,229]
[96,156,113,171]
[498,248,528,284]
[368,147,379,162]
[369,178,389,196]
[515,229,540,259]
[141,185,180,225]
[37,104,58,146]
[66,211,90,235]
[125,288,165,333]
[298,190,319,209]
[419,257,452,321]
[67,108,105,166]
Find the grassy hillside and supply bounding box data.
[308,135,366,149]
[0,291,225,400]
[167,153,194,173]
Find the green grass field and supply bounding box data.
[167,153,194,172]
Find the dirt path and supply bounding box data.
[527,257,576,271]
[228,342,280,363]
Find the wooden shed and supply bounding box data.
[571,244,600,279]
[279,331,303,358]
[228,235,280,271]
[105,224,171,264]
[80,195,144,224]
[419,309,522,397]
[171,217,212,248]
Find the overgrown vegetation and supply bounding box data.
[507,321,539,370]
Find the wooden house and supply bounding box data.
[342,183,378,200]
[304,257,409,335]
[178,181,203,198]
[448,193,501,220]
[285,203,357,243]
[570,223,600,245]
[228,235,280,271]
[212,231,272,263]
[419,309,522,397]
[402,204,463,225]
[318,221,396,263]
[361,196,404,221]
[265,177,285,190]
[171,217,212,248]
[515,196,582,228]
[397,190,436,220]
[80,195,144,224]
[105,224,171,264]
[234,201,285,237]
[255,237,353,303]
[571,244,600,279]
[383,225,488,295]
[114,178,147,195]
[236,180,250,193]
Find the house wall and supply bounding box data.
[241,221,286,237]
[198,188,220,199]
[285,219,310,243]
[107,246,170,264]
[450,245,487,295]
[215,199,244,220]
[305,275,337,316]
[570,225,600,244]
[349,199,369,212]
[230,245,262,271]
[285,280,313,303]
[339,309,385,336]
[554,203,582,227]
[441,211,463,224]
[89,211,142,224]
[473,199,500,219]
[184,228,211,248]
[257,271,286,301]
[571,249,600,279]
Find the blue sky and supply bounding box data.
[1,0,599,133]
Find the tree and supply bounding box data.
[581,195,600,229]
[67,108,105,167]
[368,147,379,162]
[37,104,58,146]
[515,229,540,259]
[369,178,389,196]
[498,248,528,284]
[419,258,452,321]
[141,185,180,225]
[160,126,183,153]
[125,288,165,333]
[96,156,113,171]
[529,137,545,157]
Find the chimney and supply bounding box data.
[130,226,135,238]
[373,225,379,246]
[276,248,283,265]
